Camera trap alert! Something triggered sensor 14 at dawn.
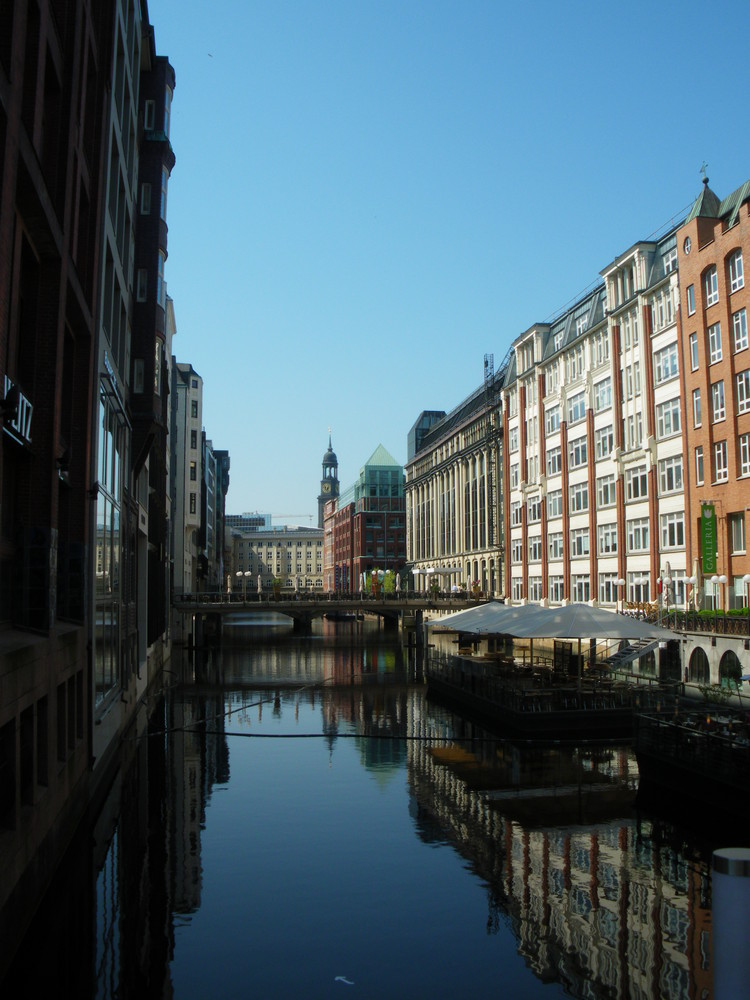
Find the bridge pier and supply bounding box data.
[292,616,313,635]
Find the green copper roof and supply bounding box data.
[686,177,750,224]
[363,444,400,469]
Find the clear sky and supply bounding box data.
[148,0,750,525]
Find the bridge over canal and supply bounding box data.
[173,592,478,642]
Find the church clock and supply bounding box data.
[318,432,339,527]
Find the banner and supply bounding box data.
[700,503,717,575]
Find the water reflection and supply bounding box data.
[0,626,722,998]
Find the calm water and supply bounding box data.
[1,617,734,998]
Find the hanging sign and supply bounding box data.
[701,503,717,574]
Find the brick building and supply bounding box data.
[676,175,750,611]
[325,444,406,592]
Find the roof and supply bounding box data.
[363,443,400,468]
[685,176,750,225]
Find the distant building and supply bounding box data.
[324,445,406,592]
[231,524,324,592]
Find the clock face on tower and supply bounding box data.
[321,482,331,494]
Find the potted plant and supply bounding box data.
[272,575,284,599]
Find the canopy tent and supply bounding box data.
[428,601,551,635]
[429,602,676,642]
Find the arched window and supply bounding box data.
[689,647,710,684]
[719,650,742,689]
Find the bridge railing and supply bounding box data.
[173,590,478,606]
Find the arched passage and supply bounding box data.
[719,649,742,689]
[689,646,710,684]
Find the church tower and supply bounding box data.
[318,432,340,527]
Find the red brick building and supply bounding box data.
[677,176,750,610]
[323,444,406,592]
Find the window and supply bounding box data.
[189,461,197,481]
[595,426,613,460]
[592,331,609,366]
[191,400,198,418]
[628,572,650,603]
[708,322,722,363]
[548,532,564,560]
[741,435,750,478]
[566,344,586,381]
[704,266,719,307]
[663,247,678,274]
[692,388,702,427]
[189,492,196,514]
[733,309,748,352]
[570,527,589,558]
[737,371,750,414]
[594,377,612,411]
[654,343,679,384]
[140,183,152,214]
[695,446,704,485]
[545,361,560,392]
[627,517,649,552]
[510,501,522,526]
[160,167,168,221]
[599,573,619,605]
[509,463,519,489]
[164,86,173,138]
[596,474,616,509]
[511,577,523,602]
[571,575,590,603]
[136,268,147,302]
[729,250,744,293]
[528,577,543,601]
[598,523,618,555]
[568,391,586,424]
[686,284,695,315]
[689,332,699,370]
[568,436,587,469]
[714,441,728,482]
[527,496,542,523]
[133,358,144,393]
[656,397,681,439]
[549,576,564,603]
[711,381,725,422]
[509,427,519,453]
[528,535,543,562]
[157,251,166,309]
[729,513,746,554]
[546,447,561,476]
[661,512,685,549]
[658,455,683,495]
[548,489,563,518]
[546,405,561,434]
[144,99,155,130]
[569,481,588,514]
[511,537,523,563]
[625,412,643,450]
[625,466,648,501]
[191,429,197,449]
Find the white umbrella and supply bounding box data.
[396,573,401,592]
[257,574,262,594]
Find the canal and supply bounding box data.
[0,617,730,998]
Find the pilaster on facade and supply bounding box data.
[406,397,503,596]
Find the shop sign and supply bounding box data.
[700,503,717,574]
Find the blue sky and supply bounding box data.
[148,0,750,524]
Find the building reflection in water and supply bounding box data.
[1,629,715,999]
[406,693,713,1000]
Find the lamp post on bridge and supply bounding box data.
[616,577,626,615]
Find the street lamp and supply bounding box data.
[616,577,626,614]
[244,570,252,600]
[236,570,243,602]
